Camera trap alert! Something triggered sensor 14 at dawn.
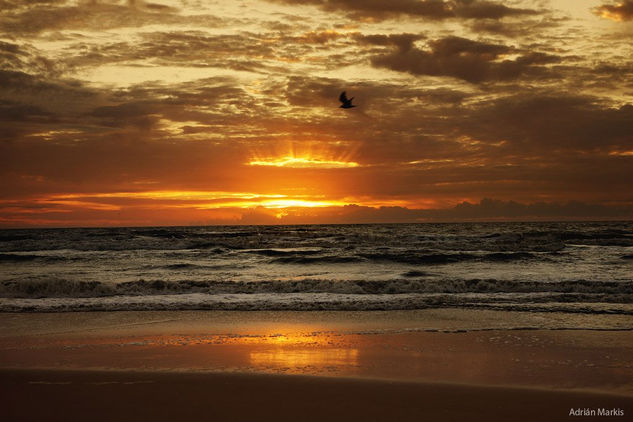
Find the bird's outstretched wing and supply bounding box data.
[339,91,348,104]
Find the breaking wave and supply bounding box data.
[2,277,632,299]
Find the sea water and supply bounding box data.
[1,222,631,313]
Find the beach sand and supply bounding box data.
[1,309,632,421]
[2,369,631,422]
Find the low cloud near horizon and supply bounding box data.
[232,198,633,226]
[2,198,631,228]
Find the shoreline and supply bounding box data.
[3,308,633,334]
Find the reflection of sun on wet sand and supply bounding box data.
[250,348,359,372]
[243,332,360,372]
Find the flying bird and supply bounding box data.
[339,91,355,109]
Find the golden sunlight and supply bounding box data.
[248,156,359,168]
[38,191,352,212]
[597,3,627,21]
[249,349,360,371]
[52,191,286,201]
[248,141,360,169]
[239,332,360,372]
[257,199,347,208]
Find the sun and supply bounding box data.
[248,156,359,169]
[247,141,361,169]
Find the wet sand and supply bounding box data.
[0,309,632,421]
[2,368,632,422]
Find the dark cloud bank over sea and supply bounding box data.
[239,198,633,225]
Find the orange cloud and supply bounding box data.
[595,1,633,21]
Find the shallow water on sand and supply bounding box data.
[1,310,632,394]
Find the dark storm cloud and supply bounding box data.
[594,1,633,21]
[370,36,560,83]
[268,0,538,21]
[0,70,104,121]
[463,93,633,151]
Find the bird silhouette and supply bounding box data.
[339,91,355,108]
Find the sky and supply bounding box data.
[1,0,632,226]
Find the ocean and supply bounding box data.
[1,222,632,314]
